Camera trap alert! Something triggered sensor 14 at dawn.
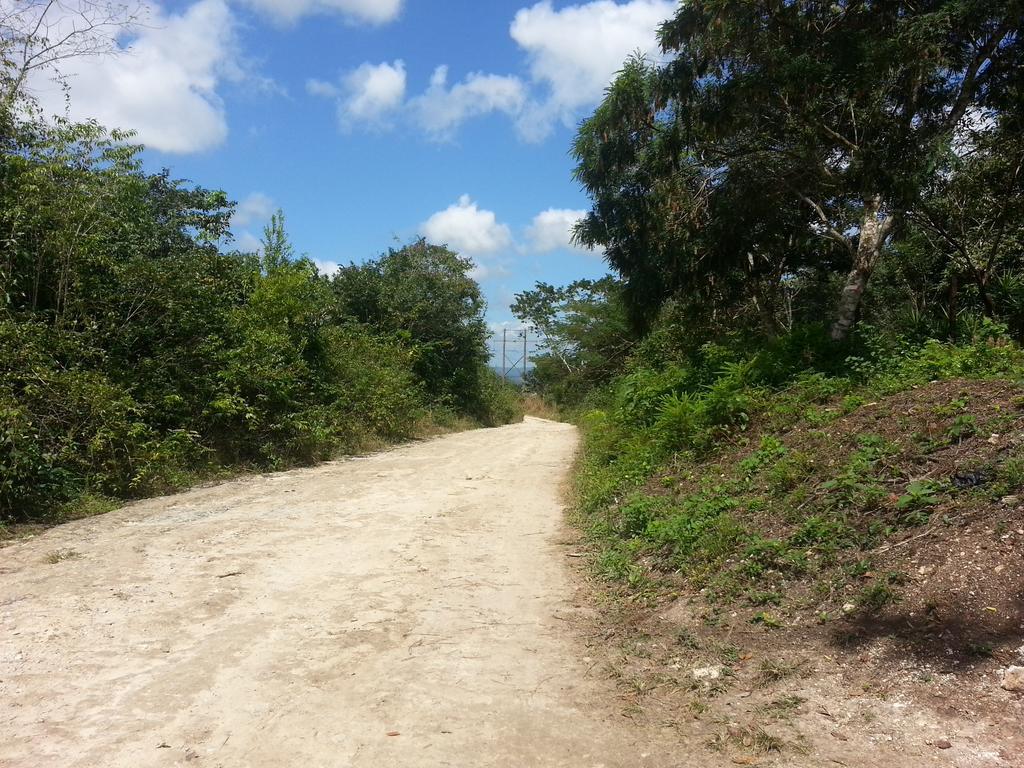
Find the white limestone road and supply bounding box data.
[0,417,681,768]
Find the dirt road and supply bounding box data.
[0,418,679,768]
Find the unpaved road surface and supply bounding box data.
[0,418,678,768]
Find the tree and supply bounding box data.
[0,118,142,321]
[260,209,295,273]
[908,124,1024,325]
[512,277,635,402]
[575,1,1023,340]
[0,86,518,521]
[331,239,490,411]
[1,1,141,110]
[572,58,703,332]
[573,56,840,337]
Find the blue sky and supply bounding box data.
[27,0,678,325]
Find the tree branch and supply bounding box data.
[946,20,1014,130]
[790,189,855,255]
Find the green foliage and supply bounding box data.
[573,2,1023,342]
[555,8,1024,626]
[819,435,895,513]
[765,451,814,495]
[896,480,943,513]
[994,453,1024,495]
[331,239,493,417]
[948,414,978,442]
[654,391,701,451]
[616,494,660,538]
[857,580,901,613]
[646,492,744,572]
[739,436,787,478]
[618,365,695,427]
[1,115,518,525]
[260,209,295,272]
[751,612,783,629]
[571,313,1024,616]
[512,277,636,405]
[471,371,526,427]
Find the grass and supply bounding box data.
[760,695,806,719]
[3,405,505,541]
[751,611,783,628]
[856,577,901,612]
[520,393,561,420]
[59,493,119,523]
[676,629,702,649]
[708,724,787,755]
[560,334,1024,764]
[754,658,806,689]
[572,334,1024,628]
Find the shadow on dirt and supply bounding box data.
[831,584,1024,670]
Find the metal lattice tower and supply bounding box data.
[489,328,540,384]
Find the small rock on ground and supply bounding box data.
[1001,666,1024,692]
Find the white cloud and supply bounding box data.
[308,1,674,141]
[526,208,594,253]
[27,0,243,154]
[305,79,339,98]
[417,197,597,281]
[421,195,513,256]
[308,60,407,130]
[231,191,276,252]
[510,0,675,140]
[236,231,263,253]
[468,261,495,282]
[232,192,276,228]
[410,66,527,141]
[311,258,341,276]
[238,0,402,25]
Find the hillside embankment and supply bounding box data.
[573,376,1024,766]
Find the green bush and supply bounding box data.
[0,116,519,525]
[469,371,525,427]
[571,320,1024,603]
[616,364,696,427]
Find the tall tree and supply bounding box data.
[575,1,1023,340]
[331,239,490,411]
[512,277,635,403]
[908,124,1024,323]
[260,209,294,273]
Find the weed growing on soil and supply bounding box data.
[755,658,806,689]
[573,334,1024,640]
[708,724,787,755]
[760,695,806,719]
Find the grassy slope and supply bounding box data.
[571,340,1024,761]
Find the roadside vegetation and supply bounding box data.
[517,2,1024,754]
[0,22,521,532]
[572,334,1023,626]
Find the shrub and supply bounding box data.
[0,115,514,525]
[469,370,525,427]
[616,365,695,427]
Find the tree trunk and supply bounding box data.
[947,273,959,341]
[830,195,889,342]
[973,272,996,319]
[752,277,781,338]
